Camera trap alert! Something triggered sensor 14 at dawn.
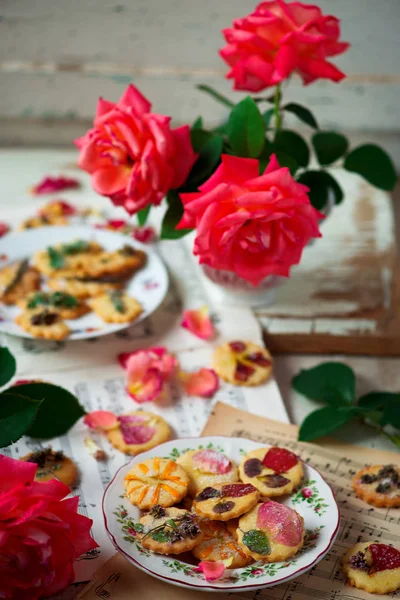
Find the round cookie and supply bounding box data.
[22,448,78,487]
[19,215,68,230]
[90,291,142,323]
[124,457,189,510]
[213,341,272,386]
[15,309,70,340]
[342,542,400,595]
[352,465,400,508]
[226,518,240,540]
[193,482,260,521]
[138,506,203,555]
[34,240,103,278]
[78,246,146,279]
[176,448,239,497]
[107,412,171,456]
[239,447,303,498]
[48,277,125,299]
[193,520,253,568]
[19,291,90,320]
[0,261,41,305]
[237,501,305,562]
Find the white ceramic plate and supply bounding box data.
[0,225,168,340]
[103,436,340,593]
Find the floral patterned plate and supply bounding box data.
[0,225,168,340]
[103,436,340,593]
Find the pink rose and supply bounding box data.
[177,154,322,286]
[220,0,349,91]
[0,455,98,599]
[75,84,197,215]
[302,486,313,498]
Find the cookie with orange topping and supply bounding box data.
[213,341,272,386]
[138,505,203,555]
[192,520,252,568]
[239,447,303,498]
[124,457,189,510]
[342,542,400,594]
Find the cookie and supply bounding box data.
[34,240,103,277]
[48,277,125,299]
[21,448,78,487]
[0,260,41,305]
[193,482,260,521]
[90,291,142,323]
[237,501,305,562]
[107,412,171,455]
[239,447,303,498]
[138,506,203,555]
[15,309,70,340]
[124,457,189,509]
[77,245,146,279]
[226,518,240,540]
[213,341,272,386]
[19,291,90,320]
[352,465,400,508]
[192,520,253,568]
[176,448,239,497]
[342,542,400,595]
[19,215,68,230]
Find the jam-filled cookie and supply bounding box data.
[192,520,253,568]
[352,465,400,508]
[48,277,125,299]
[107,412,171,455]
[239,447,303,498]
[237,501,304,562]
[0,260,41,305]
[19,291,90,320]
[213,341,272,386]
[19,214,68,230]
[90,291,142,323]
[193,482,260,521]
[34,240,103,277]
[138,505,203,555]
[77,245,146,279]
[15,309,70,340]
[342,542,400,595]
[124,457,189,509]
[176,448,239,497]
[21,448,78,487]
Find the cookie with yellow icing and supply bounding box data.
[239,447,303,498]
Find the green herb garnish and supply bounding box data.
[151,530,170,543]
[109,291,125,313]
[242,530,271,555]
[61,240,90,255]
[51,292,78,308]
[47,247,65,269]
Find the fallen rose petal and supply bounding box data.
[0,222,9,237]
[83,410,118,431]
[196,560,228,581]
[118,347,167,370]
[181,306,215,340]
[127,367,163,403]
[256,501,303,546]
[118,416,156,444]
[180,368,219,398]
[132,225,156,244]
[31,176,81,195]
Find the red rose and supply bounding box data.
[220,0,349,91]
[75,84,197,215]
[0,455,98,599]
[177,154,322,286]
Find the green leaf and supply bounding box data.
[293,362,356,406]
[227,96,265,158]
[262,108,275,128]
[109,290,125,314]
[192,116,203,130]
[299,406,355,442]
[0,392,42,447]
[274,130,310,167]
[284,103,319,129]
[196,84,235,109]
[137,205,151,226]
[359,392,400,429]
[166,519,177,529]
[312,132,348,166]
[160,190,192,240]
[190,128,213,153]
[274,150,298,176]
[358,391,400,410]
[6,382,86,438]
[297,170,344,210]
[0,347,16,386]
[47,246,65,269]
[151,530,170,543]
[344,144,397,191]
[62,240,90,255]
[381,401,400,428]
[186,134,223,187]
[242,530,270,555]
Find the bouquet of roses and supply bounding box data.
[76,0,396,287]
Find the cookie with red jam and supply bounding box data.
[239,447,303,498]
[193,482,260,521]
[342,542,400,594]
[212,341,272,386]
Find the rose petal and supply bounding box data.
[192,449,231,474]
[180,368,219,398]
[132,225,156,244]
[118,416,156,444]
[197,560,227,581]
[127,367,163,403]
[181,306,215,340]
[31,176,80,195]
[0,222,10,237]
[118,347,167,370]
[256,501,303,546]
[83,410,118,431]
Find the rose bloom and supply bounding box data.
[75,84,197,215]
[177,154,322,286]
[220,0,349,91]
[0,455,98,599]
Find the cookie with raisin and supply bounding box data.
[90,291,142,323]
[21,447,78,487]
[192,520,253,567]
[239,447,303,498]
[193,482,260,521]
[15,308,70,340]
[19,291,90,320]
[176,448,239,497]
[213,341,272,386]
[352,464,400,508]
[0,260,41,305]
[137,506,203,555]
[107,412,171,456]
[342,542,400,594]
[237,501,304,563]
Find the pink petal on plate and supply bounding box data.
[132,225,156,244]
[127,367,163,403]
[159,353,179,377]
[180,368,219,398]
[196,561,226,581]
[31,176,81,195]
[256,501,303,546]
[192,449,231,474]
[181,306,215,340]
[83,410,118,431]
[0,222,9,237]
[118,416,156,444]
[118,347,167,369]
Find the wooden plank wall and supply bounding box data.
[1,0,400,162]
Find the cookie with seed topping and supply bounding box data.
[0,260,41,305]
[213,341,272,386]
[193,482,260,521]
[192,520,253,567]
[107,412,171,455]
[239,447,303,498]
[342,542,400,594]
[15,308,70,340]
[90,291,142,323]
[138,506,203,555]
[21,447,78,487]
[352,464,400,508]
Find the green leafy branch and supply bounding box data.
[0,346,86,448]
[292,362,400,450]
